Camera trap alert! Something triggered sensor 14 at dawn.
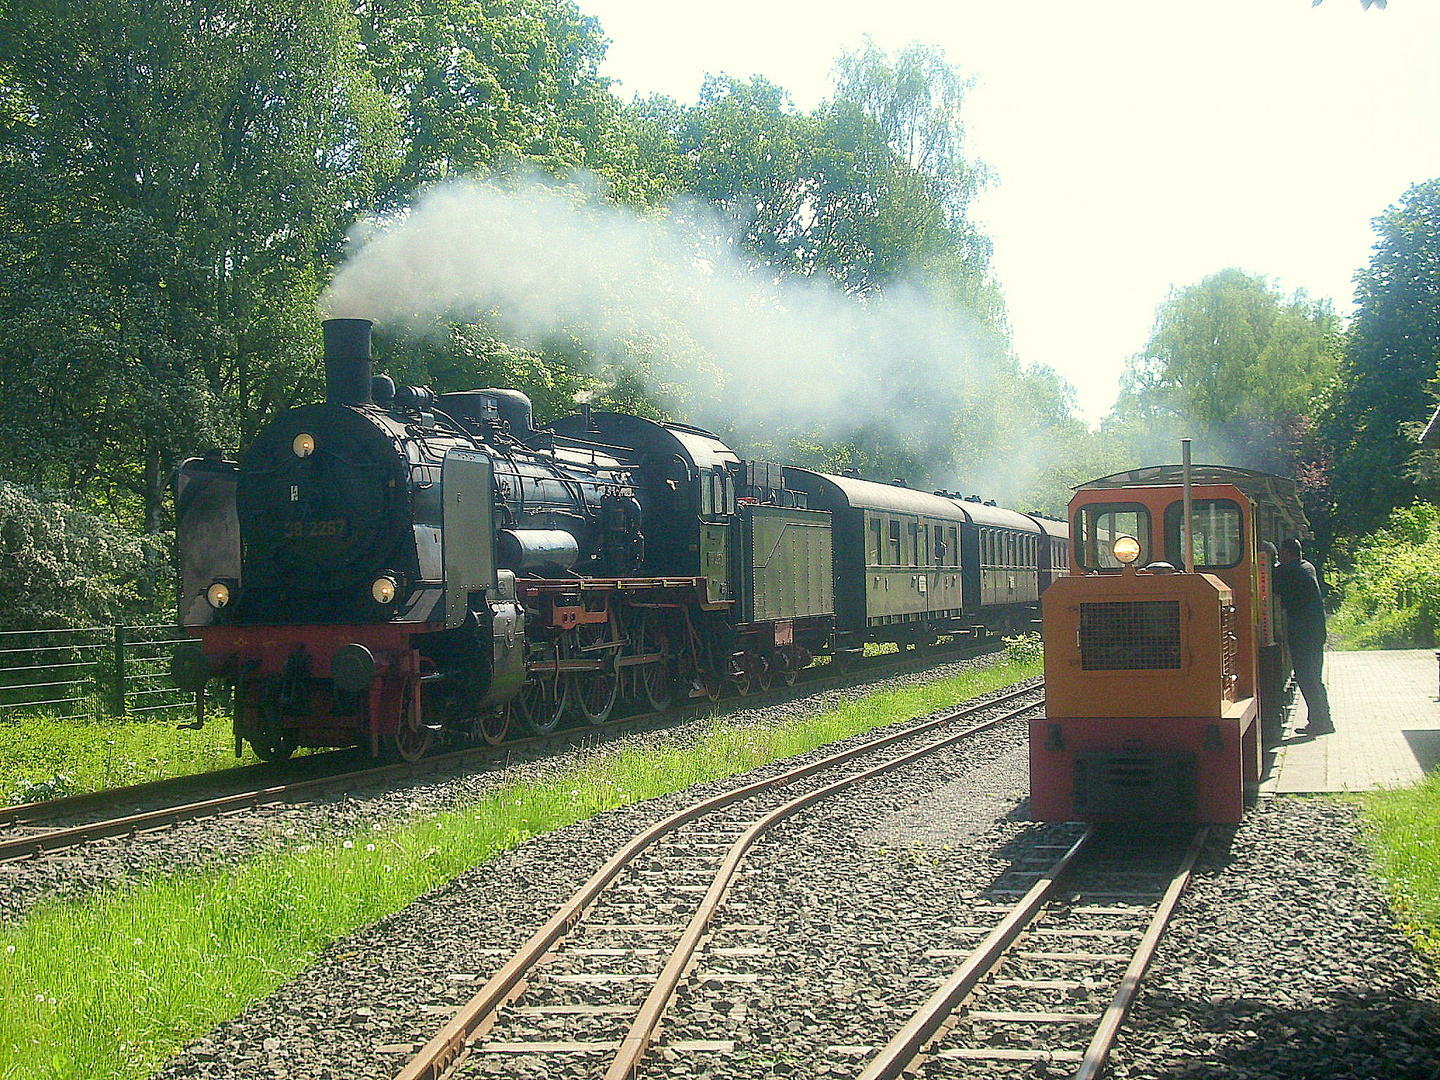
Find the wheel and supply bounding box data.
[392,678,433,762]
[474,708,510,746]
[517,644,568,735]
[569,625,618,725]
[732,656,755,697]
[637,616,674,712]
[777,648,800,687]
[250,728,296,762]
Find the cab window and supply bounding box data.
[1164,500,1245,569]
[1075,502,1150,571]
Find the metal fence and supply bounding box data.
[0,624,193,718]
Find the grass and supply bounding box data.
[0,708,257,805]
[1,652,1040,1080]
[1359,773,1440,965]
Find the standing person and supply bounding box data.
[1272,537,1333,736]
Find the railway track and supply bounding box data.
[1,641,1004,865]
[389,684,1044,1080]
[857,824,1207,1079]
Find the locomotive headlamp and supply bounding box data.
[292,433,316,458]
[370,574,399,605]
[1112,535,1142,566]
[205,580,232,609]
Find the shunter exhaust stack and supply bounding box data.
[323,318,373,406]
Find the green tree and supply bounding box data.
[0,0,400,531]
[1324,179,1440,538]
[1111,268,1340,480]
[357,0,618,200]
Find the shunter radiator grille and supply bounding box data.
[1221,603,1239,694]
[1078,600,1182,671]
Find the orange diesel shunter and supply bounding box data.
[1031,461,1308,824]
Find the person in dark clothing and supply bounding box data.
[1272,537,1333,736]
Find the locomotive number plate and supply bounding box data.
[285,518,348,540]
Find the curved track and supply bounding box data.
[393,685,1044,1080]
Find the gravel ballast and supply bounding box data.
[13,658,1440,1080]
[1108,797,1440,1080]
[154,702,1440,1080]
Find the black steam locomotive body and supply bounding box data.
[174,319,1066,761]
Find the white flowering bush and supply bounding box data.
[0,482,170,629]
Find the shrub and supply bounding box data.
[1331,503,1440,648]
[1002,632,1044,665]
[0,483,170,630]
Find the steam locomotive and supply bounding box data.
[173,319,1066,761]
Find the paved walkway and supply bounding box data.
[1264,649,1440,794]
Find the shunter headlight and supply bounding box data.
[370,575,399,605]
[292,432,316,458]
[205,581,232,609]
[1112,535,1142,566]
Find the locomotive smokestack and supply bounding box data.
[323,318,373,406]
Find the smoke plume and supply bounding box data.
[322,174,1036,497]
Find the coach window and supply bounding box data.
[869,517,883,565]
[1075,502,1151,571]
[888,519,902,564]
[1163,499,1244,569]
[948,527,959,566]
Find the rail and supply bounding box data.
[395,685,1044,1080]
[858,825,1209,1079]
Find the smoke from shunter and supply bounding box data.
[321,175,1019,492]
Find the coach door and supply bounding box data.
[698,466,734,603]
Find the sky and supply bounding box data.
[575,0,1440,423]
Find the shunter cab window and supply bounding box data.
[1075,502,1151,571]
[1163,499,1245,570]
